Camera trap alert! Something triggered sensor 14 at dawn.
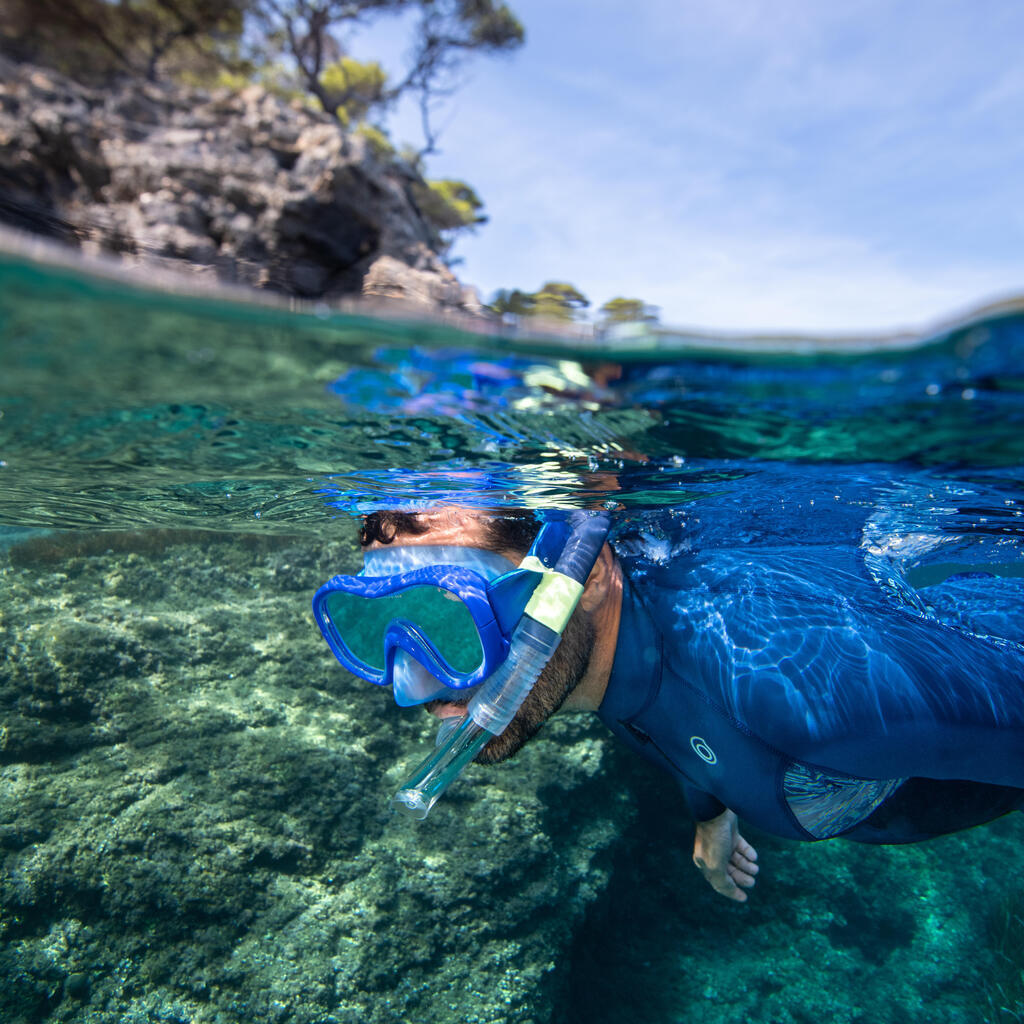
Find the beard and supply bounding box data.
[423,609,596,764]
[472,607,596,765]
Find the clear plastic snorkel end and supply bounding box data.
[392,714,491,819]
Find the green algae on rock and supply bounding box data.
[0,529,629,1024]
[2,528,1023,1024]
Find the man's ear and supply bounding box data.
[580,543,616,612]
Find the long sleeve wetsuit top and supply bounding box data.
[598,537,1024,844]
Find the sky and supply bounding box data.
[350,0,1024,332]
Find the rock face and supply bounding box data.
[0,58,481,312]
[1,527,1020,1024]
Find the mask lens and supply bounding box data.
[323,585,485,675]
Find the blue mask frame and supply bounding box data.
[313,556,548,693]
[313,519,576,696]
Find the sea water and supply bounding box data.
[1,246,1023,1024]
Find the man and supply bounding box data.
[328,505,1024,903]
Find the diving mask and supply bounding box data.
[313,543,546,706]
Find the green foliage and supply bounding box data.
[0,0,251,83]
[249,64,311,105]
[408,177,487,255]
[491,288,661,326]
[489,282,590,322]
[419,180,487,231]
[460,0,525,48]
[320,57,388,124]
[532,281,590,322]
[355,122,397,161]
[598,297,660,325]
[204,68,254,92]
[249,0,524,147]
[489,289,536,317]
[177,62,311,104]
[3,0,524,152]
[1,0,523,269]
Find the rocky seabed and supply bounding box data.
[1,530,1021,1024]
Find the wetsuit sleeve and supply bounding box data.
[680,782,726,822]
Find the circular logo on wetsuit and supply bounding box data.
[690,736,717,764]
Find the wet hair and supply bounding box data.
[360,509,541,554]
[359,511,430,546]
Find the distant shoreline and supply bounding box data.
[5,223,1024,359]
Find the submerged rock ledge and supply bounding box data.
[1,532,1020,1024]
[0,530,630,1024]
[0,58,481,314]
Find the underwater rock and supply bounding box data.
[3,529,1021,1023]
[0,531,629,1024]
[0,57,481,314]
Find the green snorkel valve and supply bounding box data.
[393,510,612,819]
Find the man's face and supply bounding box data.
[365,510,596,764]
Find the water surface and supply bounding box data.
[2,248,1023,1024]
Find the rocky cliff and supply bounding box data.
[0,57,481,312]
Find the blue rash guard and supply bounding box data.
[598,542,1024,844]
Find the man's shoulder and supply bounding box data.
[617,542,898,732]
[617,539,870,615]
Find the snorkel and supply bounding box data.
[393,509,611,819]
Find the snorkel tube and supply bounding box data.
[393,509,612,819]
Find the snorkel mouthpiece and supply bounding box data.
[394,714,488,819]
[393,509,611,819]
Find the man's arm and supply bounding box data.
[693,808,759,902]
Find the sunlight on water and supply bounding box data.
[3,249,1024,532]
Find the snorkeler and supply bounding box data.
[313,507,1024,903]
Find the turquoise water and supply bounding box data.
[5,252,1023,532]
[2,248,1024,1024]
